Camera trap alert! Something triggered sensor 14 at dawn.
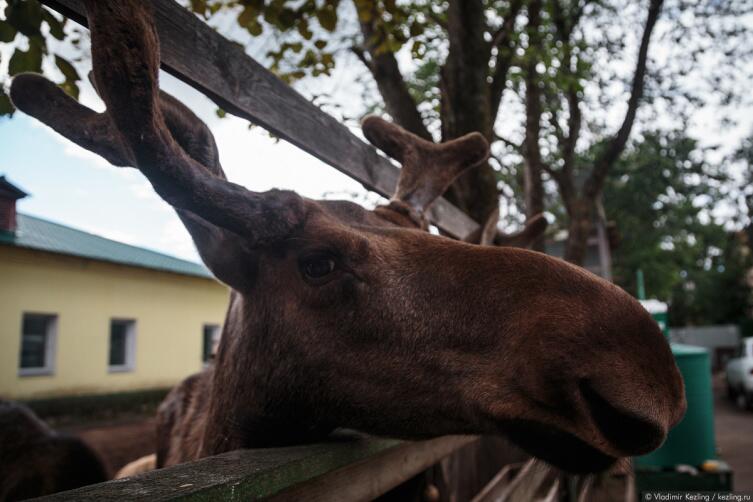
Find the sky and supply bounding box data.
[1,4,752,265]
[0,70,376,262]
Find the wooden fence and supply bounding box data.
[44,0,480,242]
[29,0,491,499]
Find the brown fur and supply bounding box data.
[10,0,686,474]
[0,400,107,500]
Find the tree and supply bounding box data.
[503,0,753,263]
[601,131,751,327]
[2,0,751,260]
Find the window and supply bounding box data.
[19,313,57,376]
[109,319,136,372]
[202,324,220,363]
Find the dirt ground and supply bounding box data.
[713,376,753,492]
[61,379,752,490]
[62,417,157,478]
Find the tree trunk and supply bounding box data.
[563,198,594,265]
[439,0,499,224]
[522,0,546,252]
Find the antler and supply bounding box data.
[466,210,548,248]
[9,1,304,247]
[361,116,489,224]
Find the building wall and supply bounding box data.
[0,245,229,399]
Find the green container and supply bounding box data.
[639,299,669,338]
[636,344,715,467]
[636,463,733,495]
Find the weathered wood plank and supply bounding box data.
[269,436,477,502]
[472,459,555,502]
[33,435,475,501]
[470,464,516,502]
[40,0,480,239]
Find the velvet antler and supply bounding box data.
[361,116,546,246]
[465,209,549,248]
[9,1,304,247]
[496,213,548,248]
[361,116,489,221]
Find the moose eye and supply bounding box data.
[300,254,337,282]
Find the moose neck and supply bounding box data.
[199,293,335,456]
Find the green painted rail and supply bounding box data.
[35,435,477,501]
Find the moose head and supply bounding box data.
[10,1,685,473]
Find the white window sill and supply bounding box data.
[108,365,135,373]
[19,367,54,377]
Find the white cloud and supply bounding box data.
[158,217,199,262]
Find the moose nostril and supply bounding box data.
[579,380,666,455]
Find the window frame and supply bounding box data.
[18,313,58,377]
[202,324,221,365]
[108,318,137,373]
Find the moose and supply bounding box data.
[9,0,685,481]
[0,400,107,500]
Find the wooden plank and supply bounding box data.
[40,0,480,240]
[470,464,516,502]
[541,478,560,502]
[34,435,475,501]
[472,459,555,502]
[269,436,478,502]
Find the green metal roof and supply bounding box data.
[0,213,213,279]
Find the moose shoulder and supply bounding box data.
[10,0,685,474]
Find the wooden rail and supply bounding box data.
[42,0,480,240]
[36,435,477,501]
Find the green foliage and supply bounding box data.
[0,0,83,117]
[231,0,345,83]
[603,131,751,327]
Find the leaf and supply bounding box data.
[246,20,263,36]
[316,6,338,32]
[5,0,43,37]
[58,79,79,99]
[8,44,43,75]
[409,20,424,37]
[0,20,17,43]
[238,6,259,27]
[297,19,313,40]
[0,88,15,117]
[55,55,79,82]
[42,9,64,40]
[190,0,207,16]
[215,108,226,118]
[314,39,327,50]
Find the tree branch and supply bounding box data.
[356,4,432,140]
[494,133,523,152]
[522,0,546,250]
[350,45,370,68]
[489,0,525,122]
[585,0,664,199]
[562,86,581,174]
[443,0,492,138]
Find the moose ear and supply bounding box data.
[176,211,257,292]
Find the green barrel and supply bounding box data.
[636,343,716,467]
[639,299,669,338]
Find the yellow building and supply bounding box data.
[0,177,228,400]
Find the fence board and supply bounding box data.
[41,0,480,239]
[35,435,476,501]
